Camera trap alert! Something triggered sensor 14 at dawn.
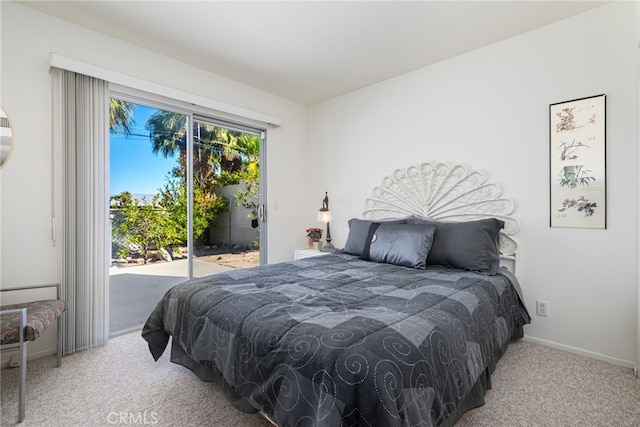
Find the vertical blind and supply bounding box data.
[52,68,110,353]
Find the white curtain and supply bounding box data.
[52,68,110,353]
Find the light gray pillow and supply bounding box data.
[363,223,437,269]
[407,217,505,274]
[343,218,406,256]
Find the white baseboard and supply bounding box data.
[522,335,635,370]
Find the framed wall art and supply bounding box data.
[549,94,606,229]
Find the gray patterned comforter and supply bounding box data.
[142,253,530,426]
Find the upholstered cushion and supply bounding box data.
[362,222,437,269]
[343,218,406,256]
[407,217,505,274]
[0,299,66,344]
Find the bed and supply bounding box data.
[142,162,531,426]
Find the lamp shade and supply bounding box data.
[317,209,332,223]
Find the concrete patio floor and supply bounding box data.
[109,253,258,336]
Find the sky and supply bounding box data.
[110,104,179,196]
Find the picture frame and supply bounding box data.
[549,94,606,229]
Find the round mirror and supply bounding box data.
[1,106,14,168]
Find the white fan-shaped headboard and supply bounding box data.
[363,162,519,270]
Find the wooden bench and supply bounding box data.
[0,284,65,423]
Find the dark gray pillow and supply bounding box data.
[343,218,406,256]
[363,223,437,269]
[407,217,505,274]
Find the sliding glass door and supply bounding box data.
[108,96,266,335]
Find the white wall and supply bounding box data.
[0,1,309,295]
[308,2,639,366]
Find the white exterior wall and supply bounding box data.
[307,2,639,366]
[210,184,259,248]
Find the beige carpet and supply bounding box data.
[1,332,638,426]
[0,332,270,427]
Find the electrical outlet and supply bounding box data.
[9,355,20,368]
[536,300,549,317]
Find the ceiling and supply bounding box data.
[19,1,606,106]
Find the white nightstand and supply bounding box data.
[294,248,330,260]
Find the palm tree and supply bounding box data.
[147,112,222,191]
[236,134,260,168]
[109,99,135,136]
[146,111,187,157]
[146,112,260,186]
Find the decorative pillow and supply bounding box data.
[362,222,437,269]
[407,217,505,274]
[343,218,406,256]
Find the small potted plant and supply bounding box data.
[306,227,323,249]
